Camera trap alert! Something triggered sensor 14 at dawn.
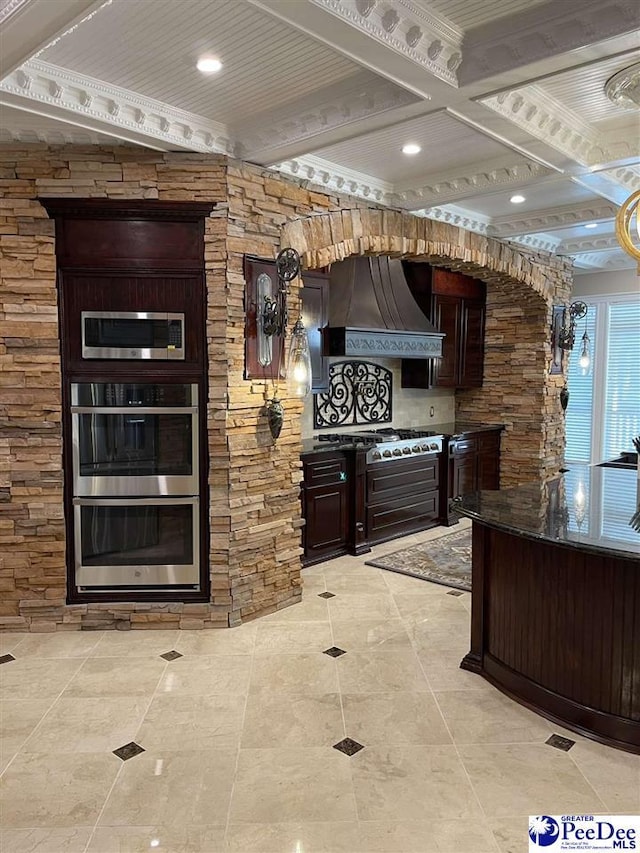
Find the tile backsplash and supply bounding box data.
[301,357,455,438]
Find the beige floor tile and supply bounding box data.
[0,659,83,700]
[406,620,471,653]
[229,747,357,823]
[393,591,470,622]
[241,691,344,748]
[225,821,361,852]
[568,738,640,812]
[326,592,399,621]
[174,624,257,656]
[62,656,167,698]
[434,689,555,744]
[336,649,430,693]
[259,595,329,623]
[491,817,530,853]
[356,819,500,852]
[249,653,338,695]
[137,694,245,750]
[0,633,27,654]
[0,753,120,827]
[459,743,607,817]
[10,632,104,658]
[99,748,236,827]
[298,572,328,593]
[331,617,412,651]
[351,745,483,822]
[0,699,55,758]
[253,621,333,655]
[318,570,390,594]
[23,697,149,753]
[417,647,489,691]
[379,569,454,595]
[87,824,227,852]
[342,692,452,745]
[0,827,93,853]
[91,630,179,658]
[157,655,252,695]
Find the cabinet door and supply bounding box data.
[452,453,476,498]
[432,294,461,388]
[303,484,348,559]
[458,300,485,387]
[301,274,330,392]
[477,431,501,490]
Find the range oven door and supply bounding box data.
[71,383,198,497]
[73,497,199,589]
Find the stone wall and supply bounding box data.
[0,146,572,631]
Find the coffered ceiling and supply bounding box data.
[1,0,639,273]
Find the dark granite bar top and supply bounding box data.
[412,422,505,437]
[456,463,640,559]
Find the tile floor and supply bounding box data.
[1,519,638,853]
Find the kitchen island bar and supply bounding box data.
[458,465,640,753]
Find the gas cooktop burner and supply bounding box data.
[316,428,444,463]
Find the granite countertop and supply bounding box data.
[456,463,640,559]
[412,422,505,437]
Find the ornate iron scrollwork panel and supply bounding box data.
[313,361,392,428]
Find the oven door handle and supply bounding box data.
[73,497,199,507]
[70,406,198,415]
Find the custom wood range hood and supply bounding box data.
[322,256,445,359]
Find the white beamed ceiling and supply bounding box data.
[1,0,639,273]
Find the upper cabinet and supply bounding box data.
[301,270,330,393]
[400,264,486,390]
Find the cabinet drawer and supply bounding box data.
[367,490,439,542]
[303,455,348,487]
[453,437,477,454]
[367,458,439,503]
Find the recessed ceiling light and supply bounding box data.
[584,222,598,229]
[510,194,526,204]
[196,56,222,74]
[402,143,421,155]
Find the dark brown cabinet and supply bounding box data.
[445,428,502,524]
[401,264,486,389]
[301,450,350,565]
[301,270,330,392]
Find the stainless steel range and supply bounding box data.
[318,428,444,544]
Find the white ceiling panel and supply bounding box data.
[424,0,550,30]
[457,179,598,219]
[311,112,512,184]
[40,0,364,122]
[539,52,640,125]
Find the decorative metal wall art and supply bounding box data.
[313,361,392,429]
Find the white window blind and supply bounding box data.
[565,306,596,463]
[603,300,640,460]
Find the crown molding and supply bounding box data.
[0,0,31,24]
[413,204,491,235]
[506,233,564,253]
[307,0,463,86]
[393,158,553,208]
[459,0,640,85]
[273,154,393,203]
[572,249,636,270]
[0,59,235,154]
[557,234,622,254]
[491,200,619,237]
[236,72,418,160]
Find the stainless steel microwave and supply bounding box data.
[81,311,185,360]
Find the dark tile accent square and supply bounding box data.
[318,592,335,599]
[160,650,183,661]
[447,590,464,597]
[333,737,364,756]
[546,733,575,751]
[323,646,346,658]
[113,742,145,761]
[0,654,15,664]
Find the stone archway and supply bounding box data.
[281,208,573,485]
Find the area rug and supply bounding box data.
[365,528,472,591]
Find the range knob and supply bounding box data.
[372,451,382,460]
[420,443,430,451]
[402,446,412,454]
[382,449,393,458]
[392,448,403,456]
[412,445,421,453]
[429,442,440,451]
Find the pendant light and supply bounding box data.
[578,327,591,375]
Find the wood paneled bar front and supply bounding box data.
[458,466,640,753]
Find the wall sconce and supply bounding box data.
[558,301,591,374]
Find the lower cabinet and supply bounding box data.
[444,428,502,524]
[301,450,350,565]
